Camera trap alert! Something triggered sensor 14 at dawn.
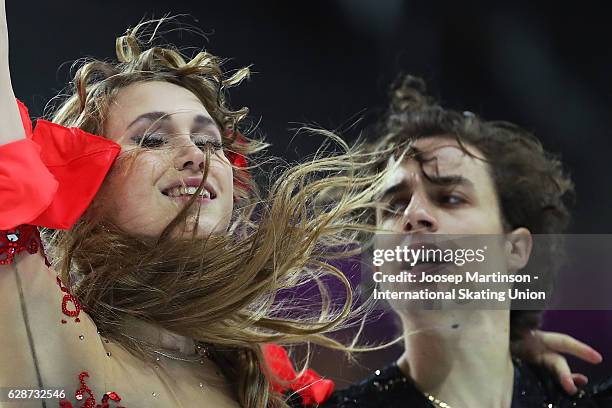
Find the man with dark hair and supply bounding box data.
[322,76,611,407]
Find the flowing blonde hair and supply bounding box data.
[40,18,388,408]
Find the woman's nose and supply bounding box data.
[173,139,205,172]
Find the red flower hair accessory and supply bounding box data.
[263,344,335,406]
[223,129,250,197]
[224,129,248,169]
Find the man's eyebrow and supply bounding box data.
[126,111,216,130]
[380,175,474,198]
[427,174,475,188]
[380,181,410,199]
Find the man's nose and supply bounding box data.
[401,193,439,233]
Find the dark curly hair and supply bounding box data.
[368,75,575,340]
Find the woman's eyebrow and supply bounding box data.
[126,111,216,130]
[192,115,216,127]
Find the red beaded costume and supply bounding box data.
[0,100,332,408]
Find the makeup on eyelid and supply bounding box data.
[129,134,224,150]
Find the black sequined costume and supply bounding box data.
[310,359,612,408]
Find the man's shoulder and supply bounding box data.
[318,363,430,408]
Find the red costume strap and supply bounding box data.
[263,344,335,406]
[0,100,120,230]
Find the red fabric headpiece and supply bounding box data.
[224,129,248,169]
[263,344,335,406]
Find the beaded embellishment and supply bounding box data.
[59,371,125,408]
[1,226,122,406]
[0,225,42,265]
[0,225,83,324]
[57,276,82,324]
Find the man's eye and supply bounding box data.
[384,200,408,215]
[439,194,465,206]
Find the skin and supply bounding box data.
[376,136,601,404]
[97,80,234,237]
[0,2,600,403]
[92,81,237,365]
[0,0,26,144]
[376,139,522,311]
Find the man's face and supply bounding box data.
[373,136,521,313]
[377,136,504,235]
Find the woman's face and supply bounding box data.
[97,81,234,237]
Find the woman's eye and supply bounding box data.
[195,140,224,151]
[132,135,165,148]
[131,136,223,151]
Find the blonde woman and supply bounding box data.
[0,4,601,407]
[0,4,397,406]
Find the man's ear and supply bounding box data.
[505,227,533,272]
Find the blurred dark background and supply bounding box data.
[7,0,611,383]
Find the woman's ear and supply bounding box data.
[505,227,533,272]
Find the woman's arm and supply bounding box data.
[514,330,603,395]
[0,0,26,144]
[0,0,119,230]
